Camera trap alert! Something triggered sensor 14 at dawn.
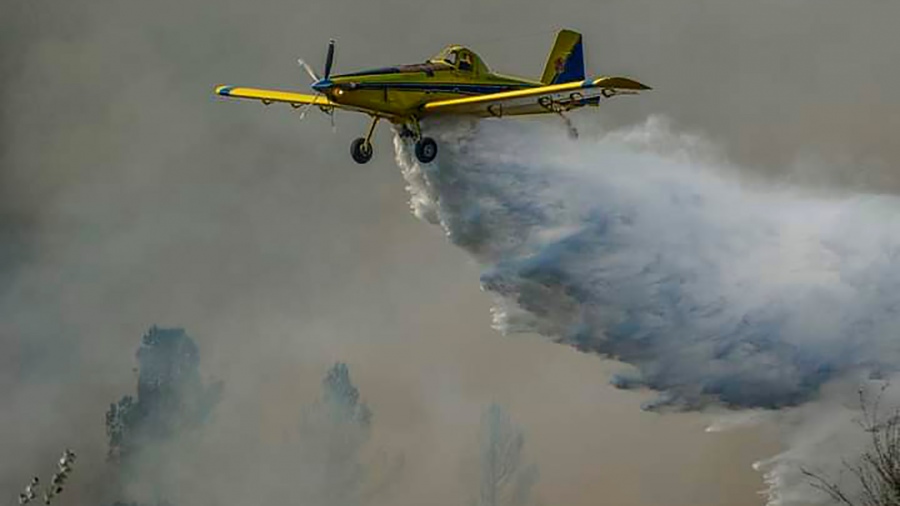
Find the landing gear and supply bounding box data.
[350,116,380,164]
[350,138,373,164]
[414,137,438,164]
[396,117,439,163]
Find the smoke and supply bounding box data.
[395,115,900,504]
[5,0,898,503]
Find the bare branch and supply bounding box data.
[803,382,900,506]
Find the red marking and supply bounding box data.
[554,57,566,73]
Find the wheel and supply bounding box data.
[350,137,373,164]
[415,137,438,163]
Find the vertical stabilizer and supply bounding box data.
[541,29,586,85]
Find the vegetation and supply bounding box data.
[475,403,539,506]
[103,326,221,506]
[804,383,900,506]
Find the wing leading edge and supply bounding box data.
[214,85,374,114]
[421,76,650,117]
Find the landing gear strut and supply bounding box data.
[350,116,379,164]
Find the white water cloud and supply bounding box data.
[395,116,900,504]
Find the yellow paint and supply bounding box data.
[541,29,584,85]
[214,86,333,106]
[214,30,650,124]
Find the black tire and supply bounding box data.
[415,137,438,163]
[350,137,373,164]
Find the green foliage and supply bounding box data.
[102,326,221,506]
[104,326,221,464]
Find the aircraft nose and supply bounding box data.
[311,80,333,92]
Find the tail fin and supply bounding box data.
[541,29,585,85]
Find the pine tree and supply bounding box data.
[104,326,221,503]
[300,363,374,506]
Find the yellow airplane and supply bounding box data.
[214,29,650,164]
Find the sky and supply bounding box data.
[2,0,898,505]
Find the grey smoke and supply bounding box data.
[4,0,900,504]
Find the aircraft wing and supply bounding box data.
[214,85,372,114]
[421,77,650,117]
[215,85,333,106]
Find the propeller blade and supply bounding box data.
[323,39,335,79]
[298,102,313,120]
[297,59,320,82]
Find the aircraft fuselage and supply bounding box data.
[313,45,541,118]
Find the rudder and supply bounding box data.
[541,29,585,85]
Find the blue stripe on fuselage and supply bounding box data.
[336,66,402,78]
[347,82,534,95]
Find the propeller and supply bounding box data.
[323,39,335,80]
[323,39,337,132]
[295,39,338,131]
[297,102,313,120]
[297,59,319,82]
[296,39,336,84]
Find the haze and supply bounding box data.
[2,0,898,505]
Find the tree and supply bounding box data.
[803,383,900,506]
[297,363,405,506]
[321,362,373,429]
[475,404,539,506]
[300,363,375,506]
[104,326,221,496]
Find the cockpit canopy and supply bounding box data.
[429,45,491,74]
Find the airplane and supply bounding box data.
[214,29,650,164]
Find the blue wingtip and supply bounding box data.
[216,85,234,96]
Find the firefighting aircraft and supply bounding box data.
[214,29,650,164]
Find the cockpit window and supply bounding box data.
[431,47,482,72]
[444,50,458,66]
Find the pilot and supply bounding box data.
[458,51,473,72]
